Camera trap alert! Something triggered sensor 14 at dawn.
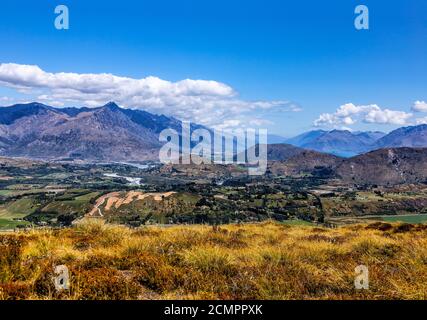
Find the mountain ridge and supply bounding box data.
[284,126,427,157]
[2,101,427,177]
[0,102,178,161]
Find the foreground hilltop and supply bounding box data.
[1,220,426,300]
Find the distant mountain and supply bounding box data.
[354,131,386,144]
[286,129,386,157]
[286,125,427,157]
[304,130,365,157]
[266,144,342,176]
[336,148,427,185]
[0,102,187,161]
[285,130,327,146]
[59,106,94,117]
[375,124,427,149]
[0,102,56,125]
[266,143,305,161]
[267,143,427,185]
[267,134,288,144]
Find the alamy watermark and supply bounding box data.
[159,122,268,176]
[54,5,69,30]
[53,265,70,291]
[354,265,369,290]
[354,5,369,30]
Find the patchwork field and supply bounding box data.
[1,220,426,300]
[0,218,30,229]
[379,214,427,224]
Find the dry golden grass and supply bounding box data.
[1,219,427,300]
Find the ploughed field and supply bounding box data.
[1,220,426,300]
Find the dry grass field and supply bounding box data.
[1,220,427,300]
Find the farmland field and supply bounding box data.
[379,214,427,224]
[0,218,30,229]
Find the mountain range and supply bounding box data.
[0,102,182,161]
[2,102,427,169]
[284,127,427,157]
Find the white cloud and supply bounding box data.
[248,118,273,126]
[314,103,413,127]
[0,96,13,102]
[364,108,412,125]
[214,119,243,131]
[416,117,427,125]
[0,63,299,128]
[342,116,355,125]
[412,100,427,112]
[0,63,234,97]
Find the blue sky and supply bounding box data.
[0,0,426,136]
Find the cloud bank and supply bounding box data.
[0,63,299,129]
[314,103,422,128]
